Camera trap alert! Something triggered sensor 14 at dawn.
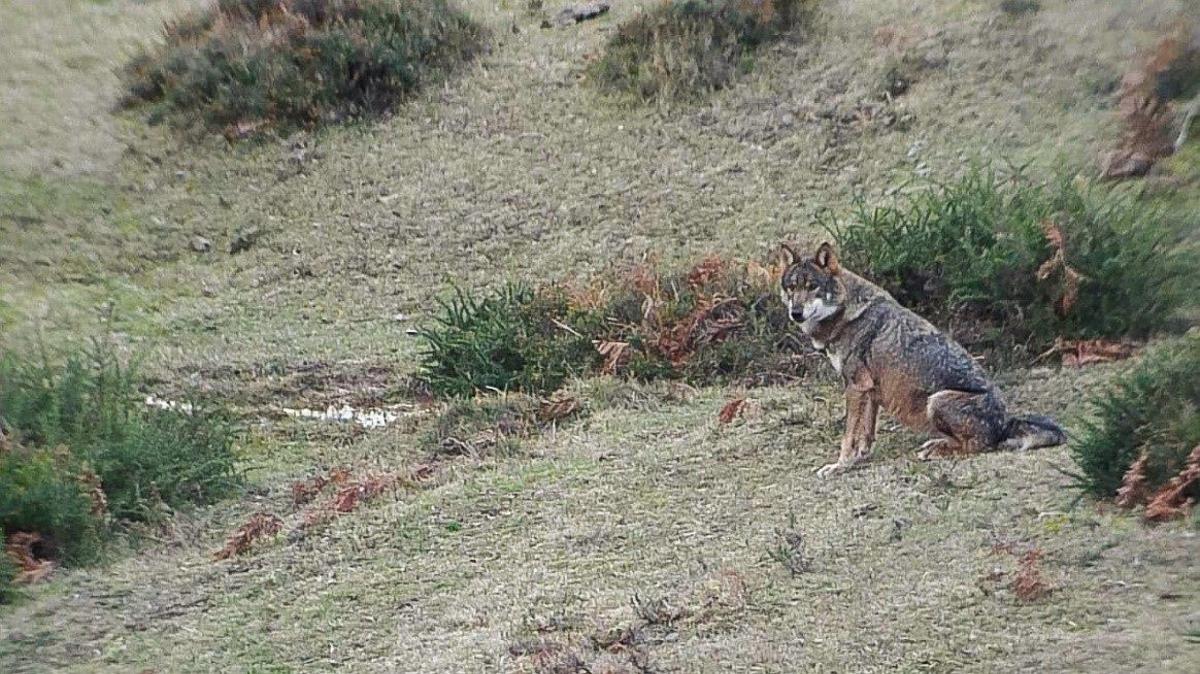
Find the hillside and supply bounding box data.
[1,0,1198,672]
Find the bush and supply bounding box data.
[0,339,240,571]
[120,0,486,134]
[1071,334,1200,500]
[822,169,1199,355]
[588,255,804,384]
[0,446,101,565]
[417,285,600,397]
[589,0,818,102]
[417,255,812,397]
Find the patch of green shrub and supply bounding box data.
[417,256,811,397]
[120,0,486,134]
[589,0,818,102]
[1071,334,1200,499]
[0,339,240,571]
[822,169,1199,355]
[0,446,101,565]
[417,285,600,397]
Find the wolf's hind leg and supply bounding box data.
[917,437,962,460]
[918,389,1001,459]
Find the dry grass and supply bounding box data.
[3,375,1199,671]
[2,0,1199,672]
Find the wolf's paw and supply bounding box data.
[917,438,959,460]
[815,461,849,478]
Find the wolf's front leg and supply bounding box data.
[817,389,869,477]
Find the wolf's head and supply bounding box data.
[779,242,846,325]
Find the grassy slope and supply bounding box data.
[1,0,1199,671]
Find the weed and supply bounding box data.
[1011,549,1052,602]
[418,285,597,397]
[0,445,102,565]
[421,394,544,458]
[822,168,1198,356]
[589,0,819,102]
[1072,334,1200,502]
[120,0,486,136]
[213,512,283,561]
[0,341,240,521]
[765,511,809,576]
[999,0,1040,16]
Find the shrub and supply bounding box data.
[417,255,812,397]
[822,169,1199,356]
[0,339,240,573]
[0,446,101,565]
[586,255,805,384]
[1071,334,1200,501]
[589,0,818,102]
[120,0,486,135]
[417,285,599,398]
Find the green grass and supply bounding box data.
[1071,334,1200,499]
[120,0,487,135]
[822,169,1199,355]
[0,533,15,604]
[589,0,819,102]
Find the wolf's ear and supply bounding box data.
[814,242,840,273]
[780,243,801,266]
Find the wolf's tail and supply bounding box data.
[1000,414,1067,451]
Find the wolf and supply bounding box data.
[780,242,1066,477]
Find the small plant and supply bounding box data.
[1072,334,1200,505]
[0,342,240,521]
[420,394,544,458]
[765,511,809,576]
[822,168,1198,356]
[1010,548,1052,602]
[589,0,819,102]
[120,0,486,136]
[418,285,599,397]
[999,0,1040,17]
